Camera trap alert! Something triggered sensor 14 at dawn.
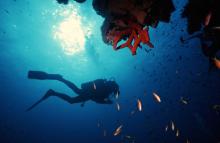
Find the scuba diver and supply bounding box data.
[26,71,120,111]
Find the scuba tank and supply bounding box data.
[81,79,107,91]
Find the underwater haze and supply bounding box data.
[0,0,220,143]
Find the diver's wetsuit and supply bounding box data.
[27,71,119,111]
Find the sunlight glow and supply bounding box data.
[52,4,92,55]
[54,14,85,55]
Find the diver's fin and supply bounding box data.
[28,71,49,80]
[26,90,53,111]
[26,98,45,111]
[28,71,62,80]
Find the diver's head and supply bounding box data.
[108,80,120,98]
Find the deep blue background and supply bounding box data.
[0,0,220,143]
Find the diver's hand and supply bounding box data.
[80,102,85,107]
[104,98,113,104]
[94,99,113,104]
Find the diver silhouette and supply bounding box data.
[26,71,120,111]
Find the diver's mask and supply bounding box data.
[108,77,120,98]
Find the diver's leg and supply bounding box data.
[26,89,56,111]
[26,89,86,111]
[57,78,81,94]
[28,71,62,80]
[28,71,81,94]
[51,91,88,104]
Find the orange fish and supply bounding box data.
[213,58,220,69]
[204,12,212,26]
[137,99,142,111]
[113,125,123,136]
[153,92,161,103]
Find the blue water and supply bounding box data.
[0,0,220,143]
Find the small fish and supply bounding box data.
[130,110,136,116]
[176,129,179,137]
[213,58,220,69]
[176,70,179,74]
[204,12,212,26]
[116,103,120,111]
[153,92,161,103]
[212,26,220,31]
[125,135,131,139]
[213,105,220,110]
[93,83,96,90]
[137,99,142,111]
[115,91,119,99]
[97,122,101,128]
[165,125,168,132]
[123,135,135,142]
[186,139,190,143]
[103,129,107,136]
[113,125,123,136]
[180,97,188,105]
[171,121,175,131]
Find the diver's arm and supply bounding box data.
[103,99,113,104]
[95,98,113,104]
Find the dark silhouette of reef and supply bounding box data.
[56,0,175,45]
[92,0,175,45]
[182,0,220,34]
[182,0,220,70]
